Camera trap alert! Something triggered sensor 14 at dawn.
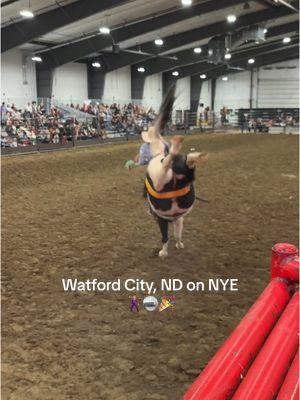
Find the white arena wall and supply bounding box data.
[213,59,299,112]
[254,60,299,108]
[1,49,37,106]
[52,62,88,104]
[1,49,299,112]
[174,76,191,111]
[102,66,131,104]
[214,71,251,112]
[142,73,163,108]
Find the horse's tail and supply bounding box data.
[154,85,176,133]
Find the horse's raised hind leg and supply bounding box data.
[157,217,169,257]
[173,217,184,249]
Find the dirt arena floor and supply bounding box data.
[2,133,299,400]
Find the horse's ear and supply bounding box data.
[186,152,208,168]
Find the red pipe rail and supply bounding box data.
[232,291,299,400]
[183,279,291,400]
[184,243,299,400]
[277,349,299,400]
[270,243,299,281]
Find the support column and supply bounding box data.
[250,69,254,109]
[87,63,106,100]
[162,72,177,98]
[211,78,216,111]
[36,64,54,99]
[131,65,146,101]
[190,75,202,113]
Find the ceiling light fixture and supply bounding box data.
[99,26,110,34]
[20,10,34,18]
[193,47,202,54]
[181,0,192,5]
[200,74,206,79]
[222,76,228,81]
[248,58,255,64]
[137,67,145,72]
[92,62,101,68]
[31,56,42,62]
[283,37,291,43]
[154,38,164,46]
[264,28,268,33]
[224,53,232,60]
[227,15,237,23]
[172,71,179,77]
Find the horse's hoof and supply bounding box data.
[159,250,168,257]
[175,242,184,249]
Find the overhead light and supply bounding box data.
[224,53,232,60]
[181,0,192,5]
[154,38,164,46]
[193,47,202,54]
[248,58,255,64]
[283,37,291,43]
[200,74,206,79]
[92,62,101,68]
[137,67,145,72]
[227,15,237,23]
[20,10,34,18]
[31,56,42,62]
[222,76,228,81]
[99,26,110,34]
[264,28,268,33]
[172,71,179,77]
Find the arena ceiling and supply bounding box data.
[1,0,299,78]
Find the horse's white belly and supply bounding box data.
[148,196,194,220]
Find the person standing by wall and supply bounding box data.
[240,113,248,134]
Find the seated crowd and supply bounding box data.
[1,100,157,148]
[69,101,157,133]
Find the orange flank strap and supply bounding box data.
[145,177,190,200]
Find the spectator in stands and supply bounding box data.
[32,101,38,114]
[24,102,33,117]
[1,102,7,124]
[1,102,7,114]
